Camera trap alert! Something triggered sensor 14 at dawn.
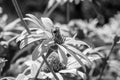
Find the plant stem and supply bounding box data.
[7,35,19,43]
[34,60,44,80]
[34,48,54,80]
[66,0,70,23]
[98,35,119,80]
[43,4,49,16]
[12,0,31,34]
[42,55,59,80]
[46,2,59,17]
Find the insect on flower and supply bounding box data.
[16,14,92,71]
[16,14,94,80]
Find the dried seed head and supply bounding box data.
[41,52,66,72]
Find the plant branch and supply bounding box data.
[12,0,31,34]
[98,35,119,80]
[42,55,59,80]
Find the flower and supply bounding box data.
[16,14,92,80]
[16,14,54,49]
[16,53,87,80]
[32,35,92,70]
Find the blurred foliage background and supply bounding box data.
[1,0,120,24]
[0,0,120,80]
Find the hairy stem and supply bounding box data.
[12,0,31,34]
[98,35,119,80]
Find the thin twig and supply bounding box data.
[7,35,19,44]
[35,54,59,80]
[98,35,119,80]
[12,0,31,34]
[42,55,59,80]
[34,47,54,79]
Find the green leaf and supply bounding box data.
[16,28,49,49]
[57,44,68,66]
[59,69,77,74]
[30,62,39,77]
[16,28,43,42]
[44,30,53,39]
[65,37,90,48]
[41,17,54,32]
[64,44,92,66]
[88,53,103,63]
[32,44,41,60]
[32,39,54,60]
[16,74,26,80]
[0,58,7,72]
[26,14,45,30]
[20,35,45,49]
[66,57,82,69]
[55,73,64,80]
[45,73,64,80]
[64,46,86,72]
[77,71,86,80]
[26,14,54,32]
[25,60,41,78]
[38,40,54,57]
[59,69,86,80]
[24,17,43,29]
[82,48,92,55]
[0,77,15,80]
